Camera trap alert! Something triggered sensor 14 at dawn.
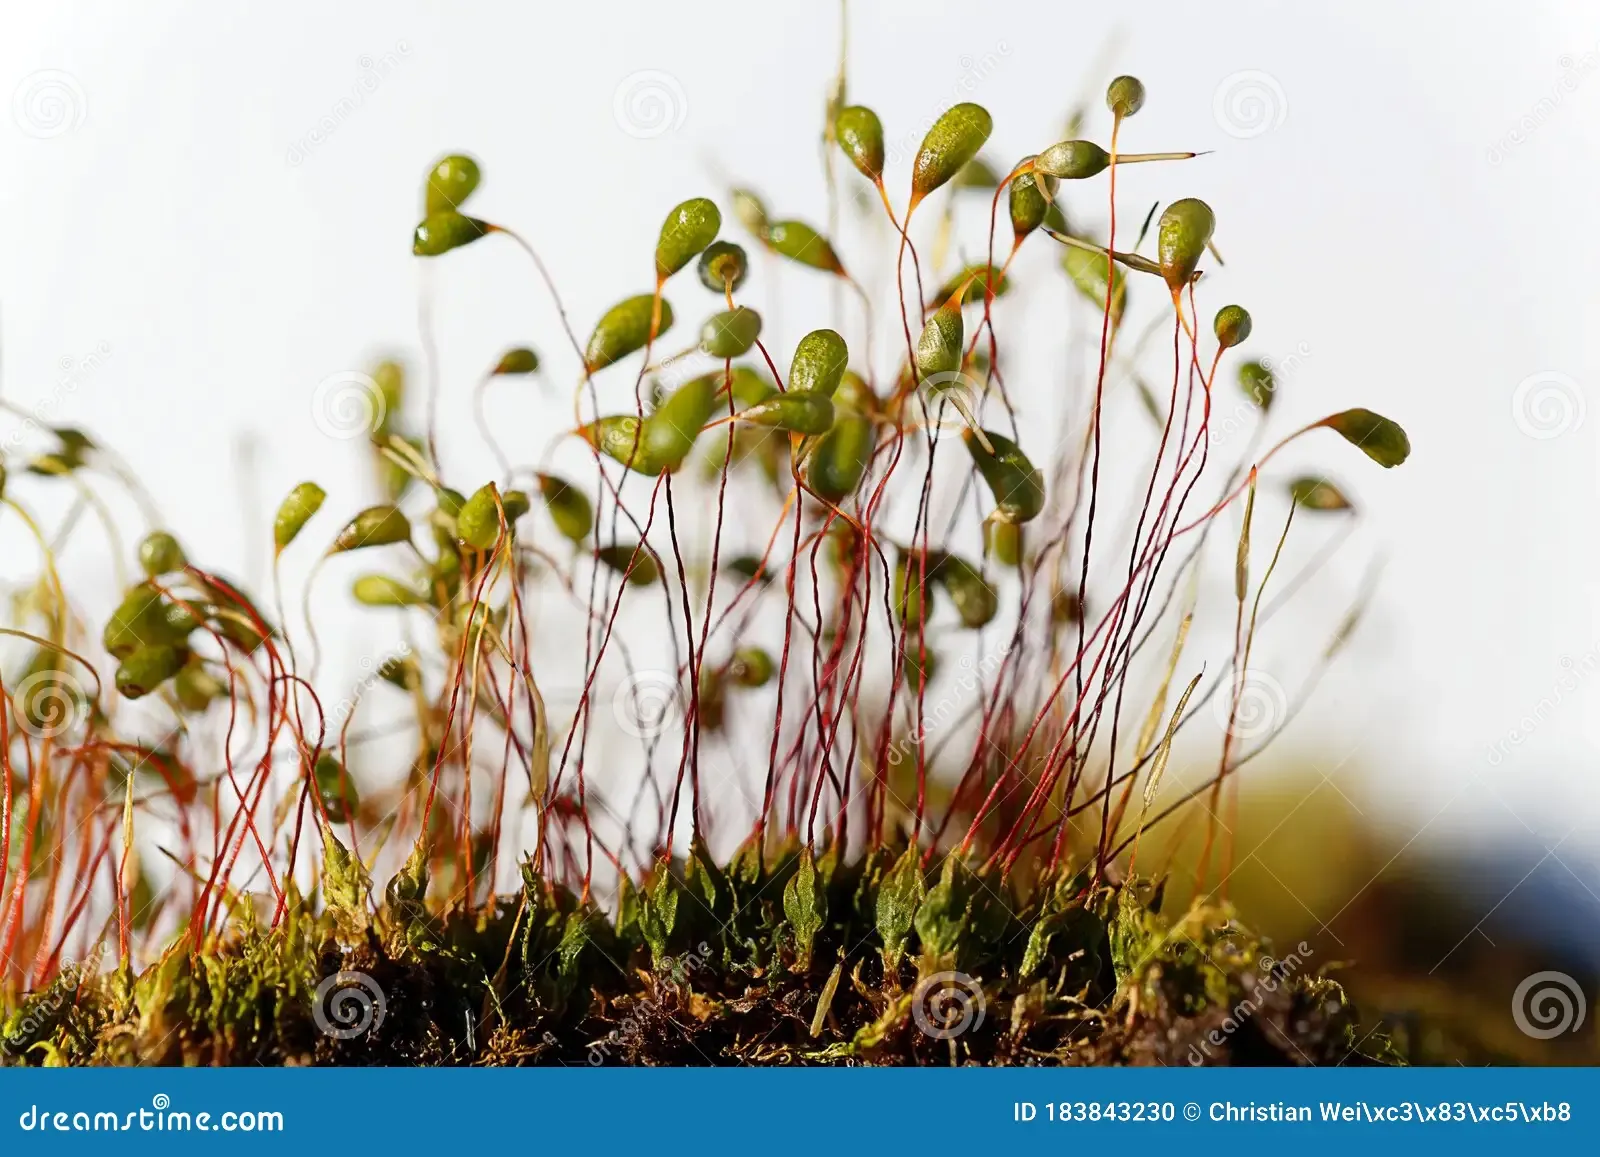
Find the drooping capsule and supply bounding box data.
[934,554,998,629]
[644,373,719,472]
[332,505,413,553]
[697,241,748,294]
[764,221,846,275]
[138,531,187,577]
[1213,305,1252,349]
[584,295,675,373]
[537,473,593,542]
[115,643,187,699]
[1106,76,1147,119]
[1288,476,1353,511]
[835,105,886,182]
[655,198,722,282]
[788,329,849,396]
[597,543,660,586]
[934,264,1008,306]
[1157,198,1216,293]
[805,405,874,503]
[494,347,540,375]
[424,154,481,216]
[412,212,492,256]
[579,415,670,475]
[274,482,327,554]
[352,574,430,607]
[739,391,835,435]
[1318,408,1411,468]
[1009,156,1058,242]
[965,428,1045,524]
[910,103,994,208]
[983,515,1023,568]
[1238,360,1275,410]
[699,306,763,358]
[915,296,964,381]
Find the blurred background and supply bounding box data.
[1,0,1597,1059]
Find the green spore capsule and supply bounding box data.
[739,391,835,435]
[644,373,719,472]
[700,306,763,358]
[1214,304,1252,349]
[764,221,846,275]
[788,329,849,396]
[894,551,934,628]
[115,643,187,700]
[953,156,1001,189]
[501,489,530,522]
[910,103,993,207]
[332,505,412,553]
[457,483,506,550]
[424,154,481,216]
[1035,140,1113,181]
[412,212,492,256]
[934,555,998,629]
[835,105,886,181]
[983,515,1023,567]
[1010,156,1057,241]
[805,406,874,503]
[903,646,939,692]
[725,554,770,585]
[697,240,748,293]
[313,752,360,825]
[103,582,194,659]
[1319,408,1411,468]
[934,264,1008,305]
[138,531,187,577]
[1157,198,1216,292]
[965,428,1045,524]
[494,347,539,375]
[730,188,769,236]
[656,197,722,282]
[1238,360,1275,410]
[726,365,777,407]
[597,544,660,586]
[584,295,674,373]
[1288,476,1353,511]
[371,360,404,435]
[915,297,964,381]
[1062,245,1126,326]
[834,369,879,416]
[728,646,775,688]
[537,473,593,542]
[174,662,226,713]
[1106,76,1146,119]
[352,574,430,607]
[580,414,670,475]
[274,482,326,555]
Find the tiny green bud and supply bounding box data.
[538,474,593,542]
[699,306,763,358]
[424,154,482,216]
[764,221,845,275]
[1157,197,1216,292]
[728,646,775,688]
[1214,304,1252,349]
[965,428,1045,524]
[412,212,492,256]
[697,241,748,293]
[332,505,412,553]
[655,197,722,281]
[273,482,326,554]
[910,103,994,205]
[788,329,849,396]
[1106,76,1147,119]
[494,347,540,375]
[584,295,674,373]
[138,531,187,577]
[835,105,886,181]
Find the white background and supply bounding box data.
[1,1,1597,867]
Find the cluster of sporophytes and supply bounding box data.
[0,71,1409,1065]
